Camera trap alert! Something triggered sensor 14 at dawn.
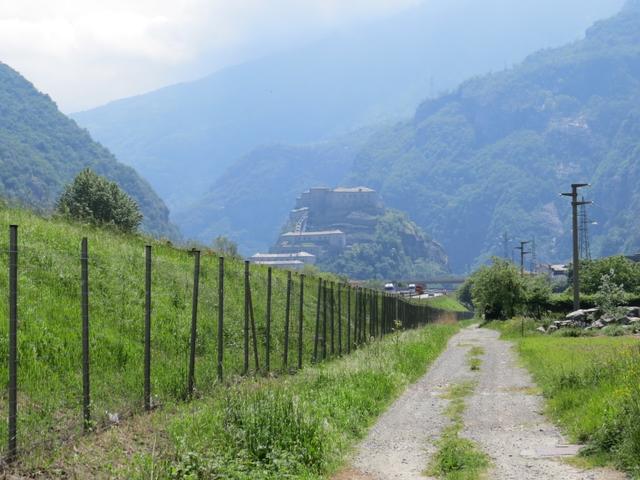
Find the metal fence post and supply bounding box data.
[144,245,151,411]
[217,257,224,382]
[322,280,327,360]
[354,288,359,346]
[330,282,335,356]
[81,238,91,428]
[337,284,342,356]
[243,261,250,375]
[283,271,292,369]
[248,281,260,372]
[187,250,200,397]
[8,225,18,461]
[297,274,304,370]
[362,289,368,342]
[313,279,321,362]
[265,267,272,372]
[347,286,351,354]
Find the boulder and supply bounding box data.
[566,309,586,321]
[620,316,637,325]
[547,325,558,333]
[601,316,616,325]
[536,326,547,334]
[583,308,600,321]
[625,306,640,317]
[592,320,605,329]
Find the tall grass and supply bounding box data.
[160,323,458,479]
[0,207,340,460]
[420,295,469,313]
[487,319,640,477]
[0,205,462,469]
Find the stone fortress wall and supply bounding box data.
[294,187,384,225]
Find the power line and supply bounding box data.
[578,196,592,261]
[514,240,531,276]
[530,236,537,272]
[503,231,510,260]
[561,184,592,310]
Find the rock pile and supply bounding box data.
[542,307,640,333]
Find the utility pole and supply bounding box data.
[579,196,592,261]
[502,232,510,260]
[514,241,531,276]
[561,184,592,310]
[530,236,537,273]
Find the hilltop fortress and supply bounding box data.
[250,187,448,277]
[271,187,384,257]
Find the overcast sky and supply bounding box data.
[0,0,421,112]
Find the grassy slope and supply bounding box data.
[33,323,458,478]
[0,205,462,477]
[0,206,342,462]
[421,295,469,313]
[488,319,640,477]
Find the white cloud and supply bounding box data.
[0,0,421,112]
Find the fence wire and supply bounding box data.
[0,230,471,461]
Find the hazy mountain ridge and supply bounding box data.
[186,2,640,271]
[349,3,640,270]
[72,0,623,213]
[179,128,379,253]
[0,62,177,238]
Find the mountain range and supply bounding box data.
[178,1,640,271]
[72,0,623,213]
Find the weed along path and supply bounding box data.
[339,326,626,480]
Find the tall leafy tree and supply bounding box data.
[57,169,142,232]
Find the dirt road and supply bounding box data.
[340,326,626,480]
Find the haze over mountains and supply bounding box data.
[73,0,624,213]
[180,1,640,272]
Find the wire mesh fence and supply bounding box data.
[0,225,473,462]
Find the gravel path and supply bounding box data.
[339,326,626,480]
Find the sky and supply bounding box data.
[0,0,421,112]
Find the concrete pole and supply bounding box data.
[562,184,591,311]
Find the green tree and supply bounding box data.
[57,169,142,232]
[470,258,524,320]
[594,269,627,318]
[457,277,474,310]
[212,235,239,258]
[578,256,640,294]
[522,275,552,319]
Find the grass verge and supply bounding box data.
[421,295,469,313]
[23,322,459,479]
[428,380,489,479]
[487,318,640,477]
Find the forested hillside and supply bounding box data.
[188,1,640,270]
[348,0,640,270]
[72,0,622,213]
[319,210,450,280]
[180,129,376,253]
[0,63,177,238]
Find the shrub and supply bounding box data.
[57,168,142,232]
[594,269,627,318]
[212,235,239,258]
[470,258,524,320]
[523,275,552,318]
[577,256,640,295]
